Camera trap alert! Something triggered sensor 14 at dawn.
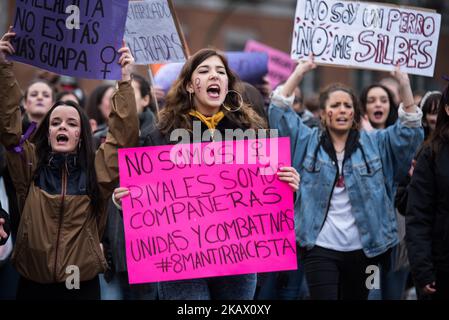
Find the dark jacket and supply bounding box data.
[0,63,139,283]
[94,107,155,149]
[406,143,449,288]
[138,108,156,145]
[395,175,411,216]
[104,107,155,275]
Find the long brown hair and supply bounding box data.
[420,90,442,140]
[157,48,266,134]
[428,84,449,155]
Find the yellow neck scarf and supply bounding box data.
[189,110,225,130]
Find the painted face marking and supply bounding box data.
[194,78,201,91]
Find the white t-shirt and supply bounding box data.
[315,151,363,251]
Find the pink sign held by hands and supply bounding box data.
[118,137,297,284]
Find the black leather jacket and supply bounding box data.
[406,143,449,288]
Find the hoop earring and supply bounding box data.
[78,139,82,152]
[222,90,244,113]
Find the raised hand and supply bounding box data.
[391,65,410,87]
[361,114,375,132]
[117,45,135,82]
[281,54,316,98]
[294,53,317,77]
[0,26,16,64]
[391,65,415,110]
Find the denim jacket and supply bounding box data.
[269,93,424,258]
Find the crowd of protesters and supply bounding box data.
[1,25,448,300]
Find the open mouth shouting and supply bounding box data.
[56,133,69,145]
[207,84,221,99]
[336,117,349,125]
[373,110,384,120]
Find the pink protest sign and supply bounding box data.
[244,40,295,90]
[118,137,297,284]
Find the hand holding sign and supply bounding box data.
[118,138,297,284]
[113,186,131,209]
[294,54,317,77]
[391,65,410,88]
[291,0,441,77]
[0,27,16,64]
[118,45,135,82]
[0,206,10,246]
[0,218,7,240]
[281,54,316,98]
[391,66,415,111]
[277,167,300,191]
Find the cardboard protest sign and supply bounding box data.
[10,0,128,80]
[245,40,295,90]
[124,0,187,65]
[291,0,441,77]
[153,52,269,93]
[118,137,297,284]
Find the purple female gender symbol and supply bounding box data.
[100,46,117,79]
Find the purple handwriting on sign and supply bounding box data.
[291,0,441,77]
[118,137,297,284]
[10,0,129,80]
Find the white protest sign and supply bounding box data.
[124,0,186,64]
[291,0,441,77]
